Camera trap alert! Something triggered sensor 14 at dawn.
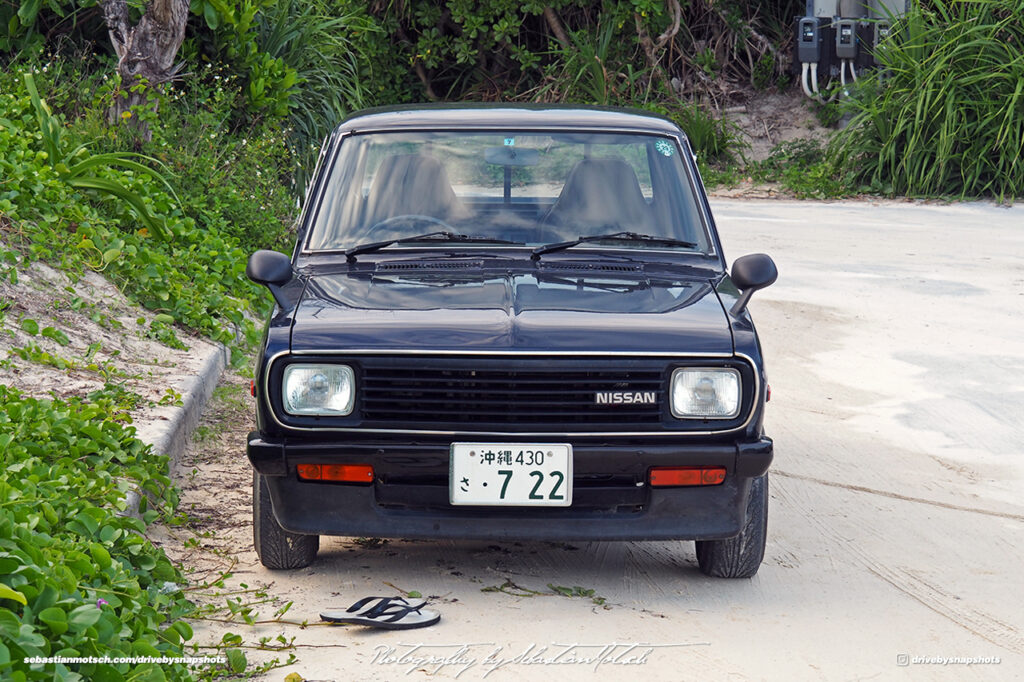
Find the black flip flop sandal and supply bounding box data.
[320,595,427,622]
[321,597,440,630]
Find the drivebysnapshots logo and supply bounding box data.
[896,653,1001,667]
[23,655,226,666]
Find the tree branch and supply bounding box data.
[635,0,683,90]
[654,0,682,51]
[413,61,439,100]
[543,6,571,49]
[705,0,778,59]
[99,0,130,59]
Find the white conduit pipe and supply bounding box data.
[801,62,814,98]
[810,62,837,103]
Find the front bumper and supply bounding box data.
[247,433,772,541]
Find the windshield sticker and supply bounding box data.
[655,139,674,157]
[504,137,515,146]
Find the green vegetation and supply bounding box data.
[188,0,377,195]
[1,0,1020,679]
[22,72,174,241]
[4,1,802,190]
[1,45,296,680]
[0,386,198,680]
[749,139,848,199]
[832,0,1024,199]
[1,64,293,349]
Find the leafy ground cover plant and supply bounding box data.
[0,385,201,681]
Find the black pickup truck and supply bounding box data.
[245,104,777,578]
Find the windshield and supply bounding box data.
[306,130,711,254]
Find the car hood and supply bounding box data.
[289,268,733,354]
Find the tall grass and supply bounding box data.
[831,0,1024,199]
[255,0,376,196]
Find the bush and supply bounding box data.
[1,61,294,351]
[186,0,377,197]
[831,0,1024,199]
[751,139,847,198]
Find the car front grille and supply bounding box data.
[357,356,665,431]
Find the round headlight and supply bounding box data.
[670,368,740,419]
[282,364,355,416]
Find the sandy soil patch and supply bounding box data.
[0,254,219,433]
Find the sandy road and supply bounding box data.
[171,199,1024,681]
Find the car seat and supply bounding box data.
[362,154,469,232]
[543,157,654,235]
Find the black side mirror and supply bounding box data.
[729,253,777,316]
[246,250,294,311]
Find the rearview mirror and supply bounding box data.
[729,253,777,316]
[485,146,539,167]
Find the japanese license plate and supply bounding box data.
[449,443,573,507]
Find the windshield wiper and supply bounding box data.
[531,231,697,260]
[346,231,523,262]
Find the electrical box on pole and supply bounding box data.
[798,17,822,64]
[835,19,858,59]
[869,0,908,67]
[795,0,912,100]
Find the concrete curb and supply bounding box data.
[152,343,230,461]
[128,340,230,465]
[118,342,229,520]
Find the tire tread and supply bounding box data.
[695,474,768,578]
[253,472,319,570]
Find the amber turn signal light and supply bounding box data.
[649,466,726,487]
[297,463,374,484]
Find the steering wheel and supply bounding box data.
[367,214,454,237]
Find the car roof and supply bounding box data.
[334,103,686,137]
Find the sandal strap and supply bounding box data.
[346,595,416,614]
[364,601,425,622]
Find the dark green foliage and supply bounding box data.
[370,1,798,101]
[832,0,1024,199]
[186,0,376,197]
[3,1,813,201]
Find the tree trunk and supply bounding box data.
[100,0,189,141]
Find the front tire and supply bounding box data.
[695,474,768,578]
[252,471,319,569]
